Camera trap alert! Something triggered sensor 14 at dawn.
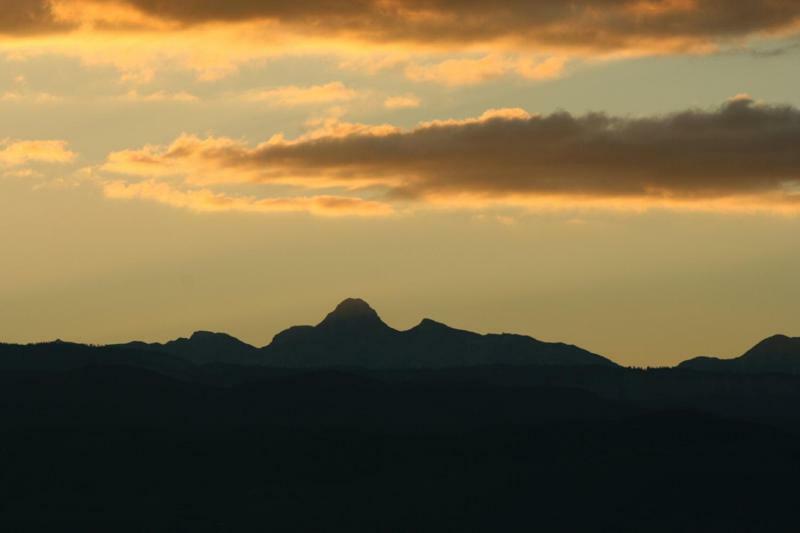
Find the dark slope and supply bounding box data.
[115,331,259,365]
[679,334,800,374]
[264,298,615,368]
[2,365,800,531]
[0,340,201,380]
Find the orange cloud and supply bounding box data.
[2,1,799,81]
[15,0,798,50]
[384,94,421,109]
[0,91,62,102]
[405,55,569,85]
[405,55,510,86]
[102,180,394,217]
[241,82,359,107]
[102,122,403,189]
[119,89,198,102]
[516,56,568,80]
[0,139,76,166]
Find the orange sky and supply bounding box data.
[1,0,799,364]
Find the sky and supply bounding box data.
[1,0,799,366]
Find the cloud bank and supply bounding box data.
[8,1,797,48]
[3,1,800,68]
[101,97,800,214]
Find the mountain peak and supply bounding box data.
[762,334,791,343]
[743,334,798,357]
[189,330,218,340]
[414,318,450,330]
[317,298,389,331]
[333,298,375,316]
[188,330,238,342]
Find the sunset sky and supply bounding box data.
[2,0,799,365]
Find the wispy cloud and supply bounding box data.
[0,139,76,167]
[119,89,199,103]
[384,94,421,109]
[405,55,568,85]
[405,55,511,86]
[241,82,359,107]
[0,91,62,102]
[103,180,394,217]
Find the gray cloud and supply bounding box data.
[106,98,800,208]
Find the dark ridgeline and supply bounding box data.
[266,298,616,368]
[106,297,615,368]
[1,298,800,532]
[680,334,800,374]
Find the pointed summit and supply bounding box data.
[330,298,377,318]
[317,298,391,332]
[408,318,464,334]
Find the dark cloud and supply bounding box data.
[106,98,800,208]
[3,1,800,51]
[106,0,800,49]
[0,1,73,35]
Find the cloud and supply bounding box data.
[119,89,198,102]
[18,1,799,49]
[99,97,800,213]
[405,55,569,85]
[384,94,421,109]
[0,139,76,166]
[515,56,568,80]
[0,91,62,102]
[2,168,42,178]
[102,180,394,217]
[241,82,359,107]
[405,55,510,86]
[0,1,72,35]
[2,1,800,81]
[102,120,403,189]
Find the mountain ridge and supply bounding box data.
[3,298,797,372]
[679,333,800,374]
[97,297,615,368]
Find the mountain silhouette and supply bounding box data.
[4,305,800,531]
[317,298,392,332]
[0,340,200,378]
[264,298,616,368]
[0,298,614,373]
[116,331,259,365]
[3,300,797,374]
[679,334,800,374]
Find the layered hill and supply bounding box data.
[679,334,800,374]
[116,331,260,366]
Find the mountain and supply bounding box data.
[0,340,201,380]
[264,298,616,368]
[679,334,800,374]
[0,298,615,377]
[11,301,799,373]
[115,331,259,365]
